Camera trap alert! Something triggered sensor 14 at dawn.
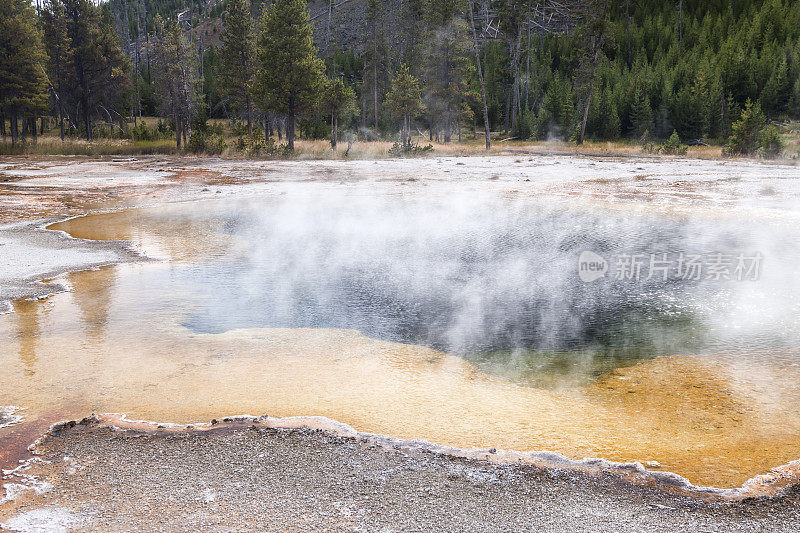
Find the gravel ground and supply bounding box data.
[2,423,799,532]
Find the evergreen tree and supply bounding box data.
[0,0,49,144]
[61,0,129,139]
[324,77,356,150]
[400,0,427,69]
[761,55,789,116]
[421,16,474,143]
[203,47,223,119]
[575,0,612,144]
[467,0,491,150]
[728,98,767,155]
[385,63,423,150]
[598,86,620,139]
[671,71,711,141]
[152,14,202,148]
[41,0,73,140]
[540,74,573,140]
[256,0,326,150]
[218,0,257,136]
[629,87,653,138]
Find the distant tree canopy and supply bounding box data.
[0,0,48,143]
[4,0,800,152]
[37,0,129,140]
[525,0,800,143]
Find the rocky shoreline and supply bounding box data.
[2,416,799,532]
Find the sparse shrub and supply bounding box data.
[759,124,784,158]
[388,140,433,157]
[726,99,766,155]
[208,122,225,136]
[659,130,688,155]
[130,121,165,142]
[157,119,173,138]
[230,120,250,137]
[641,130,659,153]
[235,130,279,156]
[186,131,227,154]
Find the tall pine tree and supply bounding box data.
[219,0,257,136]
[41,0,73,140]
[0,0,49,144]
[152,15,202,148]
[256,0,326,150]
[61,0,129,139]
[386,63,423,150]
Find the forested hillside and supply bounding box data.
[3,0,800,154]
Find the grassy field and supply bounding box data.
[2,117,799,161]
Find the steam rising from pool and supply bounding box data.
[12,181,800,487]
[145,190,800,386]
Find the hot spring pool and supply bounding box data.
[2,183,800,488]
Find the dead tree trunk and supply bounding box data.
[287,113,296,150]
[246,94,253,137]
[468,0,491,151]
[510,28,523,129]
[10,112,19,145]
[373,62,379,136]
[174,108,181,148]
[579,37,603,145]
[326,0,333,54]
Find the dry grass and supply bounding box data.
[4,119,800,161]
[0,136,177,156]
[0,134,724,160]
[282,137,726,160]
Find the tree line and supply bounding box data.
[2,0,800,153]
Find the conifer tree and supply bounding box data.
[256,0,326,150]
[629,87,653,138]
[324,77,356,150]
[219,0,257,136]
[672,71,711,141]
[728,99,767,155]
[59,0,129,140]
[422,16,474,143]
[0,0,49,144]
[152,15,202,148]
[467,0,491,150]
[761,56,789,116]
[386,63,423,150]
[598,87,620,139]
[41,0,73,140]
[400,0,427,68]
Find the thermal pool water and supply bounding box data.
[2,182,800,488]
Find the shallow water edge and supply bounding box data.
[12,412,800,502]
